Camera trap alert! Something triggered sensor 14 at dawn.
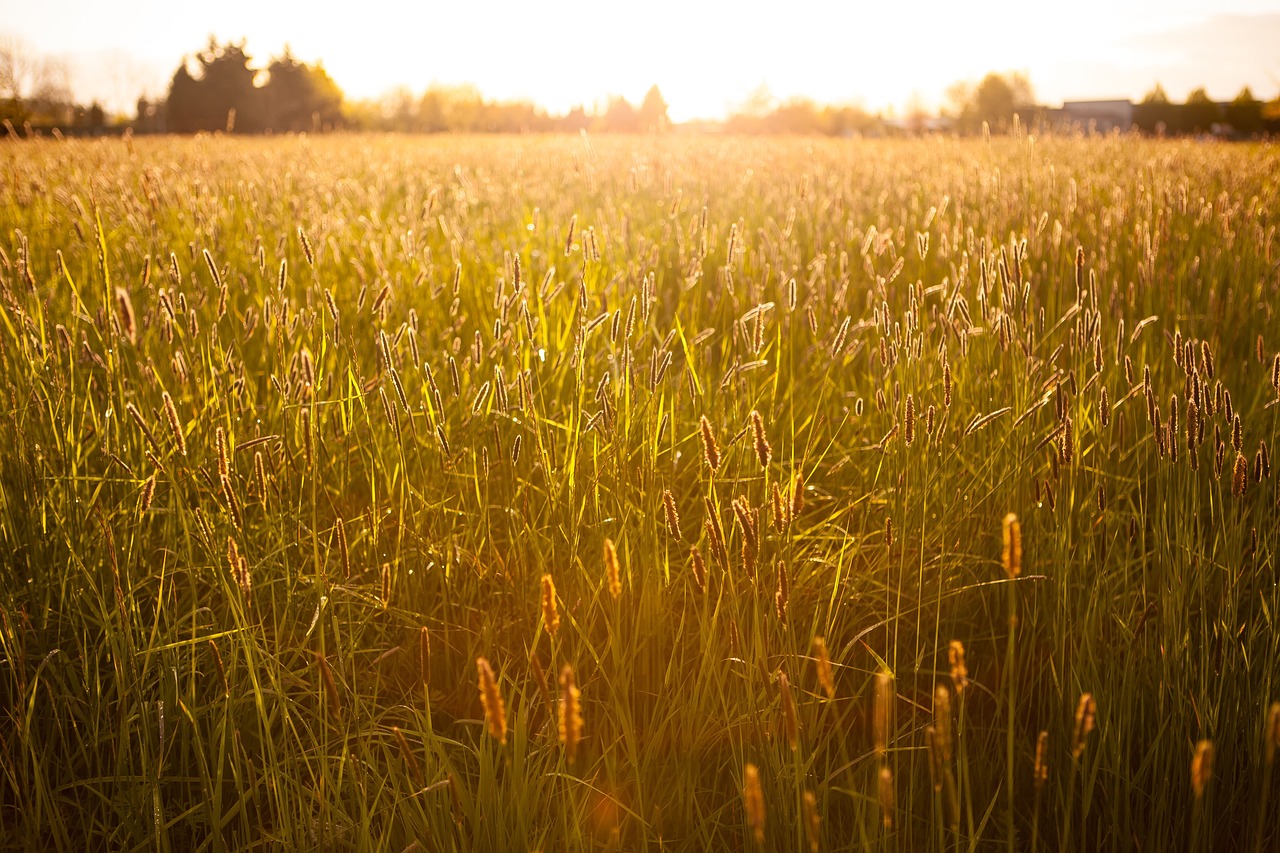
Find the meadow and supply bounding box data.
[0,131,1277,851]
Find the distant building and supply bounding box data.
[1053,100,1135,133]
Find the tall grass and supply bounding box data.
[0,132,1276,850]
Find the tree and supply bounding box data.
[0,35,38,101]
[600,96,639,132]
[166,38,263,133]
[261,48,344,132]
[165,61,201,133]
[952,72,1034,133]
[1225,87,1261,135]
[638,85,669,131]
[1134,84,1173,134]
[1183,87,1221,134]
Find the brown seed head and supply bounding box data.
[948,641,968,694]
[934,685,953,762]
[661,489,681,539]
[749,410,772,468]
[878,766,895,829]
[1002,513,1022,578]
[802,790,821,853]
[161,392,186,456]
[791,472,805,519]
[558,664,583,764]
[540,574,560,637]
[873,672,894,756]
[699,415,721,472]
[1232,453,1248,497]
[774,560,789,622]
[115,287,136,344]
[603,538,622,599]
[743,763,765,844]
[689,546,708,592]
[1191,739,1213,800]
[1071,693,1097,761]
[476,657,507,744]
[779,671,799,750]
[813,636,835,700]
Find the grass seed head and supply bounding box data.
[661,489,681,539]
[161,392,186,456]
[948,641,968,694]
[1191,739,1213,800]
[540,574,560,637]
[878,766,895,829]
[743,763,765,844]
[779,670,798,750]
[1232,452,1248,497]
[934,685,953,762]
[1002,513,1022,578]
[603,538,622,598]
[558,664,583,764]
[476,657,507,744]
[873,671,894,756]
[1071,693,1097,761]
[690,546,708,592]
[813,636,834,700]
[749,410,772,468]
[699,415,721,472]
[802,790,820,853]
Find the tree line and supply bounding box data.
[5,36,1280,138]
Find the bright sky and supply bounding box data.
[3,0,1279,120]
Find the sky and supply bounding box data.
[2,0,1279,120]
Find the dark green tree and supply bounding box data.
[1225,87,1262,135]
[165,38,262,133]
[1134,84,1172,134]
[261,48,344,132]
[1183,88,1221,134]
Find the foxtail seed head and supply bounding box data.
[162,392,186,456]
[1191,739,1213,800]
[873,672,894,756]
[476,657,507,744]
[661,489,681,539]
[934,685,953,762]
[779,671,799,750]
[558,664,583,764]
[948,641,968,694]
[802,790,820,853]
[749,410,772,468]
[878,767,895,829]
[540,574,560,637]
[603,538,622,599]
[813,636,835,700]
[699,415,721,472]
[743,763,765,844]
[1002,513,1021,578]
[1071,693,1097,761]
[689,546,708,592]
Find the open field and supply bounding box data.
[0,133,1278,851]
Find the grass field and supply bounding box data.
[0,132,1277,851]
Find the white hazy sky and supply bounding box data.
[3,0,1279,120]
